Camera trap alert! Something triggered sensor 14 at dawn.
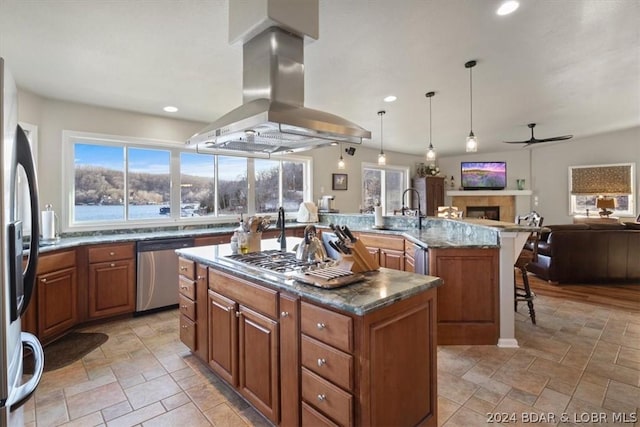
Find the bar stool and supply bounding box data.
[514,211,543,324]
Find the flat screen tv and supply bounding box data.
[461,162,507,190]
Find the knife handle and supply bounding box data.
[341,225,356,243]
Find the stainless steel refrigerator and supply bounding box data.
[1,57,44,426]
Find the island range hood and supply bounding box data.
[187,1,371,155]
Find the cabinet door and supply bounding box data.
[208,290,237,386]
[88,259,135,318]
[380,248,405,271]
[37,267,77,339]
[279,294,300,427]
[238,306,280,424]
[405,253,415,273]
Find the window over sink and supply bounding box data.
[63,131,311,232]
[361,163,409,215]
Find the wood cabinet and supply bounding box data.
[87,243,135,319]
[429,247,500,345]
[208,269,280,424]
[412,176,445,217]
[301,290,438,427]
[404,239,416,273]
[178,257,208,360]
[35,250,78,341]
[356,233,405,271]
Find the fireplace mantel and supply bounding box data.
[446,190,533,197]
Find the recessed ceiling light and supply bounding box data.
[497,1,519,16]
[163,106,178,113]
[383,95,397,103]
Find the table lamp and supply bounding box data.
[596,197,615,218]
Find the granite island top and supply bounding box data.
[176,238,443,316]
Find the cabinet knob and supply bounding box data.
[317,358,326,367]
[180,266,187,271]
[180,286,188,290]
[110,263,115,267]
[235,312,240,318]
[227,306,234,311]
[181,305,187,309]
[109,251,115,256]
[197,275,205,280]
[41,278,47,283]
[316,322,326,330]
[281,311,289,318]
[317,394,326,402]
[181,325,188,329]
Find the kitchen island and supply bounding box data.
[177,239,442,427]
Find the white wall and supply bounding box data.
[18,90,640,225]
[18,90,205,212]
[310,144,423,213]
[437,127,640,224]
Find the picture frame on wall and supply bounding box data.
[332,173,348,190]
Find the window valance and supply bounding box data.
[570,164,633,195]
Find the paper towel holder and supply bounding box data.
[41,204,60,242]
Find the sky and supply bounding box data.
[74,143,250,181]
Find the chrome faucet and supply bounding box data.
[401,188,423,230]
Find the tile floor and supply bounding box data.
[23,294,639,427]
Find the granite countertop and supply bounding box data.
[176,238,443,316]
[29,224,302,254]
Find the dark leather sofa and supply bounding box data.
[526,222,640,283]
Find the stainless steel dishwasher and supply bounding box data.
[136,237,195,313]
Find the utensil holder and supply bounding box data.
[248,232,262,252]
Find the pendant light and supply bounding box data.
[425,91,436,161]
[465,60,478,152]
[337,142,345,169]
[377,110,386,165]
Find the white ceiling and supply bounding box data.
[1,0,638,157]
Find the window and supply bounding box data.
[362,163,410,215]
[63,131,311,231]
[569,163,635,217]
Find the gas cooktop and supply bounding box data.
[224,250,365,289]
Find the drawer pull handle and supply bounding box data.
[235,312,240,318]
[227,306,234,311]
[109,252,115,256]
[197,275,205,280]
[181,325,188,329]
[110,263,115,267]
[316,322,326,330]
[180,286,188,290]
[317,358,326,367]
[180,266,188,271]
[317,394,326,402]
[281,311,289,318]
[181,305,187,309]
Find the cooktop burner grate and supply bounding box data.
[224,250,364,288]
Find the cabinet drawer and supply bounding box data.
[302,402,340,427]
[38,250,76,273]
[357,233,404,251]
[301,335,353,392]
[179,294,196,320]
[178,257,196,280]
[302,368,353,427]
[179,276,196,300]
[301,302,353,353]
[180,315,196,351]
[209,269,277,319]
[88,243,134,263]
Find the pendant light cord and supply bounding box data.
[429,95,432,145]
[469,65,473,133]
[378,110,385,154]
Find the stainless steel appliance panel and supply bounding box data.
[136,238,195,313]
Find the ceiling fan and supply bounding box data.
[503,123,573,147]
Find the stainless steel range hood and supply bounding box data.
[187,4,370,155]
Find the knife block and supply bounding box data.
[339,240,380,273]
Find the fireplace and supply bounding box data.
[467,206,500,220]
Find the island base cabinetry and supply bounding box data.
[207,269,280,424]
[429,247,499,345]
[188,266,438,427]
